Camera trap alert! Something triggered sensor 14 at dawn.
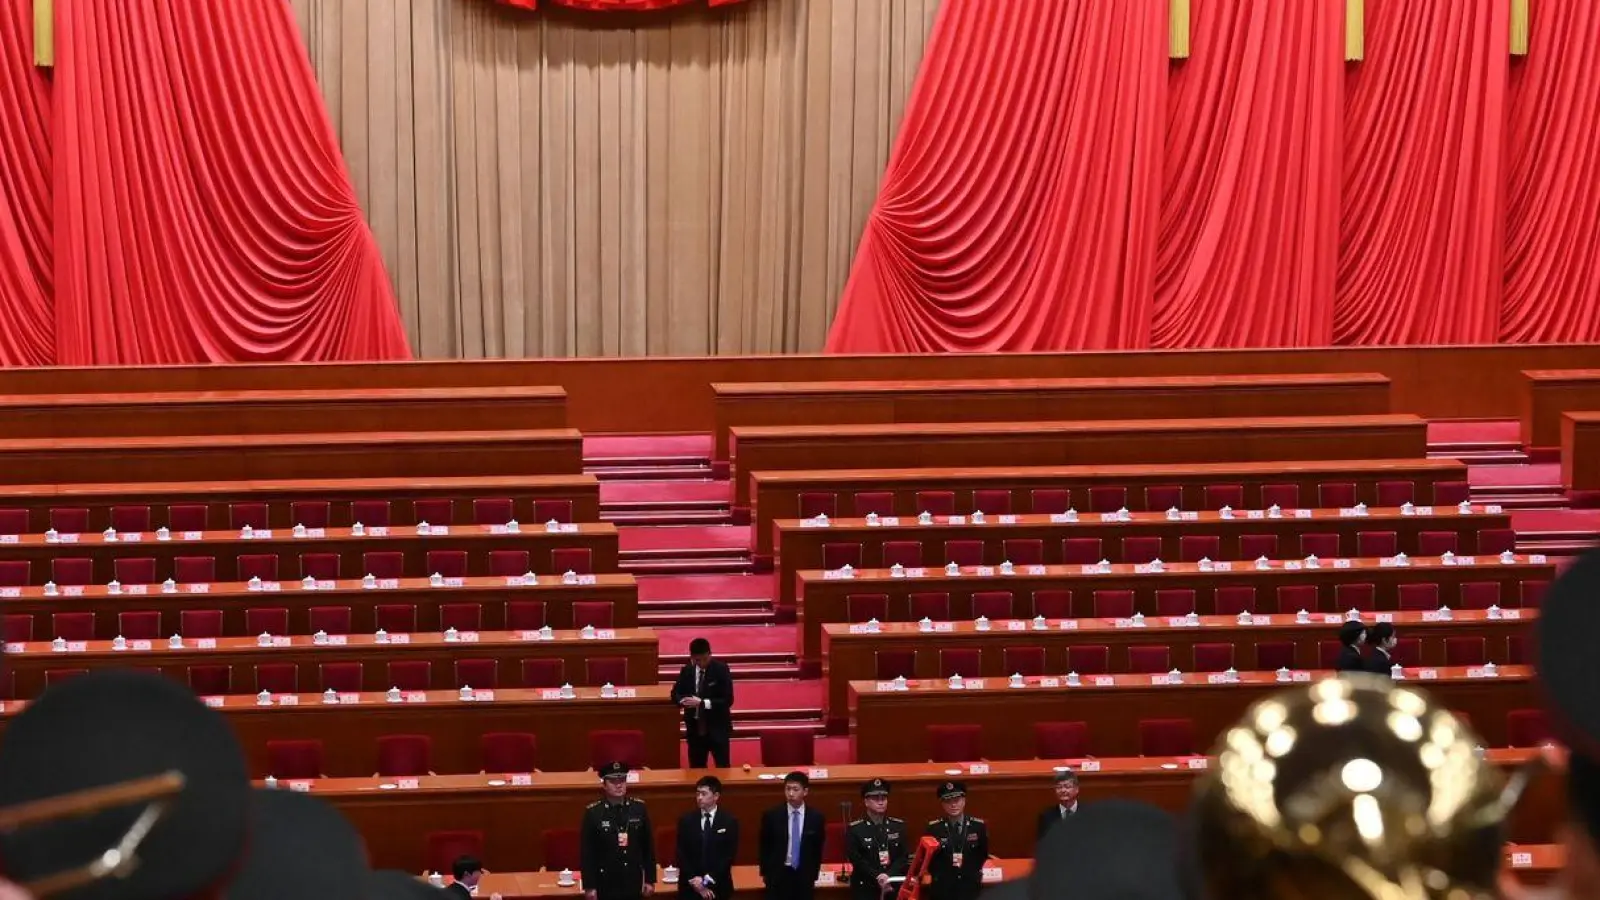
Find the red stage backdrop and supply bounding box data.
[829,0,1600,353]
[0,0,409,365]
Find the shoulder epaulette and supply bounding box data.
[927,819,941,826]
[968,816,985,824]
[849,818,866,827]
[587,799,604,809]
[887,816,905,823]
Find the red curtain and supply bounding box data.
[1502,1,1600,342]
[0,0,54,366]
[1334,0,1508,344]
[492,0,746,11]
[826,0,1167,352]
[1154,0,1341,348]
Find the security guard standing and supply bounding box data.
[581,762,657,900]
[922,782,987,900]
[844,778,909,900]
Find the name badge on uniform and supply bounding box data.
[618,831,629,848]
[879,851,890,866]
[951,853,963,867]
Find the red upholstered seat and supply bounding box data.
[1444,637,1486,666]
[166,504,208,532]
[387,660,432,691]
[1202,484,1243,510]
[1028,489,1071,515]
[374,604,418,633]
[454,659,499,688]
[970,591,1013,620]
[1192,643,1234,672]
[1459,582,1500,610]
[1119,536,1161,564]
[425,832,485,877]
[50,508,90,533]
[1417,532,1458,556]
[874,650,917,680]
[266,739,324,779]
[3,615,33,643]
[1138,719,1195,756]
[1032,590,1073,619]
[229,503,269,530]
[1334,583,1375,612]
[179,609,223,638]
[1506,709,1553,747]
[52,612,95,641]
[943,540,984,567]
[319,661,363,692]
[572,601,615,630]
[914,491,956,516]
[1433,481,1470,505]
[1397,583,1440,611]
[882,541,923,569]
[852,492,894,517]
[938,649,982,678]
[351,500,392,527]
[1274,585,1318,615]
[172,556,215,584]
[300,553,340,580]
[413,499,453,525]
[1087,487,1125,513]
[0,509,28,534]
[51,558,95,586]
[1297,533,1340,558]
[1238,534,1278,561]
[1034,721,1090,758]
[1061,538,1102,565]
[588,731,646,770]
[187,665,232,696]
[439,603,483,632]
[426,550,468,578]
[908,593,950,621]
[118,611,162,640]
[110,506,152,532]
[237,554,279,582]
[1127,645,1171,674]
[552,548,593,575]
[488,550,529,577]
[1317,483,1357,508]
[798,492,836,519]
[1144,486,1183,511]
[1003,646,1046,676]
[1092,591,1134,619]
[113,558,157,585]
[926,724,983,762]
[1178,536,1219,563]
[506,601,547,631]
[1260,484,1300,509]
[1155,589,1195,617]
[375,734,433,776]
[520,658,565,688]
[822,543,862,570]
[1356,531,1397,557]
[1255,642,1295,670]
[362,552,404,579]
[847,594,889,623]
[1066,645,1109,674]
[1213,586,1256,616]
[533,499,574,524]
[308,606,352,635]
[972,489,1012,515]
[472,498,514,525]
[1001,539,1043,565]
[290,501,331,529]
[254,662,298,693]
[0,560,31,587]
[480,733,538,773]
[1375,480,1415,507]
[585,657,628,686]
[542,829,581,872]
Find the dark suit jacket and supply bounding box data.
[676,809,740,900]
[670,660,735,737]
[758,804,825,884]
[1034,805,1074,842]
[1334,646,1366,673]
[445,883,473,899]
[1365,648,1395,676]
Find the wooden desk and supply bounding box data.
[0,475,602,532]
[773,506,1510,608]
[732,415,1429,511]
[0,386,567,438]
[265,750,1560,871]
[794,556,1554,661]
[4,628,659,698]
[848,666,1537,761]
[1521,369,1600,446]
[712,373,1391,462]
[1562,412,1600,491]
[0,430,585,485]
[0,686,678,776]
[820,609,1534,725]
[1,574,638,640]
[0,523,619,585]
[750,458,1469,558]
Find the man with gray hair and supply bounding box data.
[1035,770,1079,841]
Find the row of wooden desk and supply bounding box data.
[730,414,1429,510]
[246,751,1563,871]
[772,505,1512,607]
[2,574,639,639]
[1565,412,1600,491]
[818,608,1533,724]
[0,474,602,532]
[0,386,567,438]
[749,458,1469,558]
[0,523,619,584]
[0,429,585,484]
[712,372,1392,462]
[793,556,1554,660]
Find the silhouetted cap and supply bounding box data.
[937,781,966,800]
[861,779,890,797]
[599,761,630,781]
[224,789,369,899]
[0,669,251,900]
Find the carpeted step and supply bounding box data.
[586,463,716,481]
[604,511,735,526]
[640,574,774,602]
[658,661,799,680]
[624,559,755,576]
[640,609,777,627]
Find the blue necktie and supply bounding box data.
[788,809,801,868]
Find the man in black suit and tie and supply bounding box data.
[1034,770,1079,842]
[1334,620,1369,673]
[759,771,825,900]
[675,775,740,900]
[1365,622,1399,676]
[671,637,735,768]
[445,855,482,898]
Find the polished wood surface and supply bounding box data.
[0,474,602,532]
[730,415,1429,509]
[712,373,1390,460]
[793,556,1553,661]
[1,574,639,639]
[1521,369,1600,446]
[1,345,1596,429]
[4,628,659,698]
[0,386,566,438]
[820,609,1533,722]
[750,458,1469,558]
[0,686,678,777]
[1563,412,1600,490]
[250,750,1559,871]
[0,430,585,484]
[0,523,620,585]
[773,506,1510,608]
[848,666,1537,761]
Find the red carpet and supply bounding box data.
[639,575,774,603]
[601,480,731,504]
[619,525,751,554]
[584,433,712,459]
[1512,509,1600,535]
[655,625,794,657]
[1427,420,1521,446]
[680,735,854,768]
[1468,463,1564,488]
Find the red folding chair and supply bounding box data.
[480,733,538,772]
[308,606,352,635]
[1002,646,1046,676]
[375,735,433,776]
[1066,645,1109,674]
[533,499,574,524]
[520,658,566,688]
[1127,646,1171,674]
[229,503,269,530]
[506,601,548,631]
[387,661,433,691]
[914,491,956,516]
[489,550,530,577]
[970,592,1013,620]
[472,498,514,525]
[572,601,615,629]
[926,724,983,762]
[179,610,223,638]
[585,657,628,686]
[1029,489,1071,515]
[351,500,392,527]
[1092,591,1135,619]
[362,552,405,579]
[1034,721,1090,758]
[1138,719,1195,756]
[439,603,484,631]
[290,501,332,529]
[847,594,889,623]
[1202,484,1244,510]
[588,730,646,769]
[266,740,324,779]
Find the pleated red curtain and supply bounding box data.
[825,0,1168,353]
[0,0,54,366]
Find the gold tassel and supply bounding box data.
[1170,0,1191,60]
[1345,0,1365,62]
[33,0,53,67]
[1510,0,1529,56]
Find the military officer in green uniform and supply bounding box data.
[921,781,987,900]
[844,778,909,900]
[581,761,657,900]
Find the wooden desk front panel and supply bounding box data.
[773,508,1510,608]
[750,459,1469,558]
[2,575,639,639]
[847,669,1536,761]
[731,415,1429,509]
[0,525,620,585]
[1563,412,1600,490]
[0,430,585,485]
[277,752,1558,871]
[0,475,602,532]
[5,629,659,698]
[0,386,568,439]
[820,610,1532,720]
[1521,370,1600,446]
[712,373,1391,460]
[794,558,1553,660]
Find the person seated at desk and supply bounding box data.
[1365,622,1399,676]
[1334,620,1368,673]
[446,855,483,898]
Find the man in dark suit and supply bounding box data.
[671,637,735,768]
[758,771,825,900]
[446,855,482,898]
[675,775,740,900]
[1034,770,1079,842]
[1365,622,1399,677]
[844,778,909,900]
[1334,620,1368,673]
[923,782,987,900]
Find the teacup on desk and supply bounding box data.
[663,866,680,884]
[556,870,576,887]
